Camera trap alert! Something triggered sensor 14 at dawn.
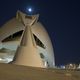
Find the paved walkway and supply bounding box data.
[0,63,80,80]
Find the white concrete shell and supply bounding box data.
[0,11,55,67]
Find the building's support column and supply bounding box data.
[12,25,44,67]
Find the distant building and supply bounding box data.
[0,11,55,68]
[65,63,79,69]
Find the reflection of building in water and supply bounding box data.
[0,11,55,68]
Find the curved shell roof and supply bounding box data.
[0,14,55,67]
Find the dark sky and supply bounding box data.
[0,0,80,65]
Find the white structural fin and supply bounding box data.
[12,11,44,68]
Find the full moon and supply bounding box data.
[28,8,32,12]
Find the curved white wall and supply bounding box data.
[0,17,55,67]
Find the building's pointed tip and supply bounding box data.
[16,10,23,16]
[16,10,39,18]
[17,10,21,13]
[32,14,39,22]
[16,10,39,26]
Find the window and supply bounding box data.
[25,15,33,19]
[2,30,23,42]
[33,34,46,49]
[40,53,45,59]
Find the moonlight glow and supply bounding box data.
[28,8,32,12]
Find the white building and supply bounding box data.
[0,11,55,68]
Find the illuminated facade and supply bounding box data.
[0,11,55,68]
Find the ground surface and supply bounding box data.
[0,63,80,80]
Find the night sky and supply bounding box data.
[0,0,80,65]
